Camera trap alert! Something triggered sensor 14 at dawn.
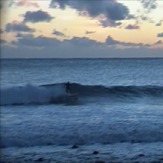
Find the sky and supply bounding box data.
[0,0,163,58]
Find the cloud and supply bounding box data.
[23,10,54,23]
[141,0,157,12]
[1,35,104,58]
[156,20,162,26]
[11,0,39,8]
[125,24,140,30]
[98,18,122,27]
[2,35,163,58]
[134,0,159,25]
[154,40,162,45]
[85,31,95,34]
[52,30,65,36]
[157,32,163,37]
[2,42,163,58]
[105,36,149,47]
[105,36,119,45]
[49,0,130,27]
[11,33,150,51]
[5,21,35,32]
[10,33,102,49]
[0,29,3,33]
[64,37,101,47]
[0,39,7,44]
[16,33,34,38]
[12,35,60,47]
[0,1,2,9]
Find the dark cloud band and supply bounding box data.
[5,22,35,32]
[52,30,65,37]
[49,0,130,27]
[157,32,163,37]
[125,24,140,30]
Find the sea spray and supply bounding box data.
[0,83,65,105]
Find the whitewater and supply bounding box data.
[1,58,163,163]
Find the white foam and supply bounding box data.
[0,84,65,105]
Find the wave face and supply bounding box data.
[69,83,163,97]
[1,83,163,105]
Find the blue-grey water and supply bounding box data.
[1,58,163,162]
[1,58,163,87]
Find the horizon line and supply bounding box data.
[1,57,163,60]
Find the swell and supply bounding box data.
[1,83,163,105]
[1,122,163,148]
[65,83,163,97]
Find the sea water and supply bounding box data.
[1,59,163,163]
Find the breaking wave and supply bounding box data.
[0,83,65,105]
[66,83,163,97]
[1,83,163,105]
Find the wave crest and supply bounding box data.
[1,83,163,105]
[68,83,163,97]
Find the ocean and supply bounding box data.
[1,58,163,163]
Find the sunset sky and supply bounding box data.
[1,0,163,58]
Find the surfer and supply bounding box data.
[65,82,71,93]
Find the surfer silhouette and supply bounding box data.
[65,82,71,93]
